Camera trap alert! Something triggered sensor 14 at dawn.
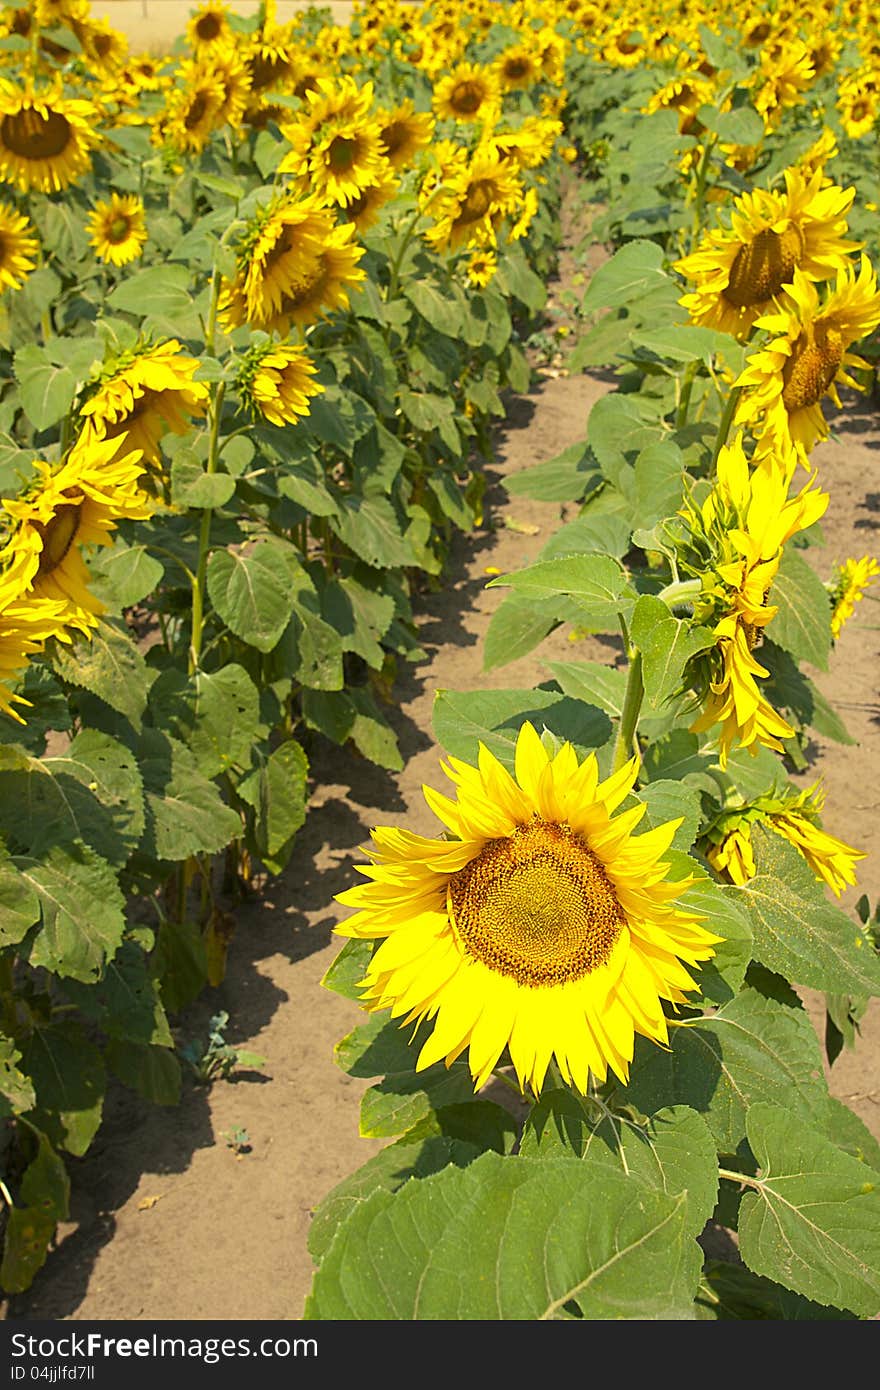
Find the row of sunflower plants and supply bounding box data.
[310,1,880,1321]
[0,0,573,1291]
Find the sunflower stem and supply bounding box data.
[189,380,226,674]
[491,1068,525,1098]
[611,648,644,775]
[710,385,741,469]
[675,359,699,429]
[717,1166,763,1191]
[657,577,702,609]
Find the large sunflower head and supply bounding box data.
[424,145,523,252]
[336,722,719,1097]
[376,99,434,170]
[0,435,153,634]
[735,256,880,458]
[86,191,147,267]
[0,80,99,193]
[186,0,233,53]
[160,66,226,153]
[236,340,323,427]
[433,62,501,125]
[78,339,210,470]
[0,569,69,723]
[676,167,858,340]
[0,200,38,292]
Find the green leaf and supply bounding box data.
[335,1013,474,1138]
[306,1152,700,1319]
[105,1040,181,1105]
[580,239,672,312]
[1,729,145,868]
[696,1260,854,1320]
[547,660,628,718]
[492,552,633,628]
[87,544,164,610]
[633,780,702,851]
[13,344,77,430]
[51,618,152,726]
[149,664,261,778]
[433,688,612,772]
[20,1021,105,1156]
[734,827,880,998]
[238,738,308,857]
[18,842,126,984]
[621,987,829,1156]
[0,1132,69,1295]
[107,264,193,318]
[588,394,660,477]
[630,325,736,366]
[141,733,241,862]
[632,441,686,527]
[0,1037,36,1118]
[170,449,236,509]
[767,549,831,672]
[153,916,209,1014]
[333,496,415,569]
[0,854,40,947]
[738,1103,880,1318]
[673,864,753,1005]
[320,938,374,1003]
[301,687,402,771]
[482,593,561,672]
[504,442,599,502]
[521,1097,717,1235]
[712,107,765,146]
[207,541,296,653]
[403,279,464,337]
[631,594,715,709]
[61,939,173,1047]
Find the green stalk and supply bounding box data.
[188,380,226,674]
[675,359,699,429]
[710,385,742,469]
[611,649,644,774]
[657,577,702,608]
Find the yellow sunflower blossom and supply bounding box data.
[676,167,858,340]
[220,192,366,335]
[0,572,69,723]
[0,435,153,636]
[336,721,719,1097]
[433,61,501,124]
[466,244,497,288]
[735,257,880,459]
[78,340,210,471]
[186,0,233,53]
[753,39,815,123]
[487,115,563,171]
[344,163,399,234]
[838,75,879,139]
[376,99,434,170]
[424,145,523,252]
[279,77,387,209]
[236,341,323,428]
[645,73,715,135]
[86,192,147,267]
[829,555,880,639]
[705,784,864,898]
[0,80,99,193]
[160,65,226,153]
[0,200,38,292]
[684,433,828,766]
[493,42,542,92]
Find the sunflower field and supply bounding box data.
[0,0,879,1323]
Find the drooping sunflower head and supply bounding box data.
[0,570,69,723]
[0,80,100,193]
[236,339,324,428]
[0,434,153,634]
[337,722,719,1097]
[433,62,501,125]
[78,339,210,470]
[0,200,38,293]
[76,16,129,74]
[343,163,399,234]
[86,192,147,267]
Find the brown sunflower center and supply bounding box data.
[195,13,222,40]
[1,107,72,161]
[448,820,624,987]
[450,80,486,116]
[35,502,81,577]
[185,92,211,130]
[459,178,496,224]
[504,57,531,81]
[781,321,844,410]
[723,225,804,308]
[109,215,130,242]
[380,120,407,157]
[327,135,358,172]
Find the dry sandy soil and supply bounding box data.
[5,263,880,1319]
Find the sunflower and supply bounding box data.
[186,0,233,53]
[487,115,562,170]
[376,99,434,170]
[344,164,399,234]
[336,722,718,1096]
[433,62,501,124]
[676,168,858,340]
[75,16,129,74]
[424,145,523,252]
[683,433,828,766]
[704,784,864,898]
[205,48,252,129]
[220,193,365,335]
[753,39,815,123]
[466,245,497,288]
[0,81,99,193]
[493,42,541,91]
[78,340,210,470]
[838,80,879,139]
[236,341,323,427]
[0,572,69,722]
[86,192,146,267]
[645,73,714,134]
[279,77,386,208]
[0,435,153,635]
[735,257,880,458]
[0,200,38,292]
[829,555,880,639]
[161,67,226,153]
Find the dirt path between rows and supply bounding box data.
[6,216,880,1322]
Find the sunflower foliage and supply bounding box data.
[0,0,570,1292]
[312,0,880,1323]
